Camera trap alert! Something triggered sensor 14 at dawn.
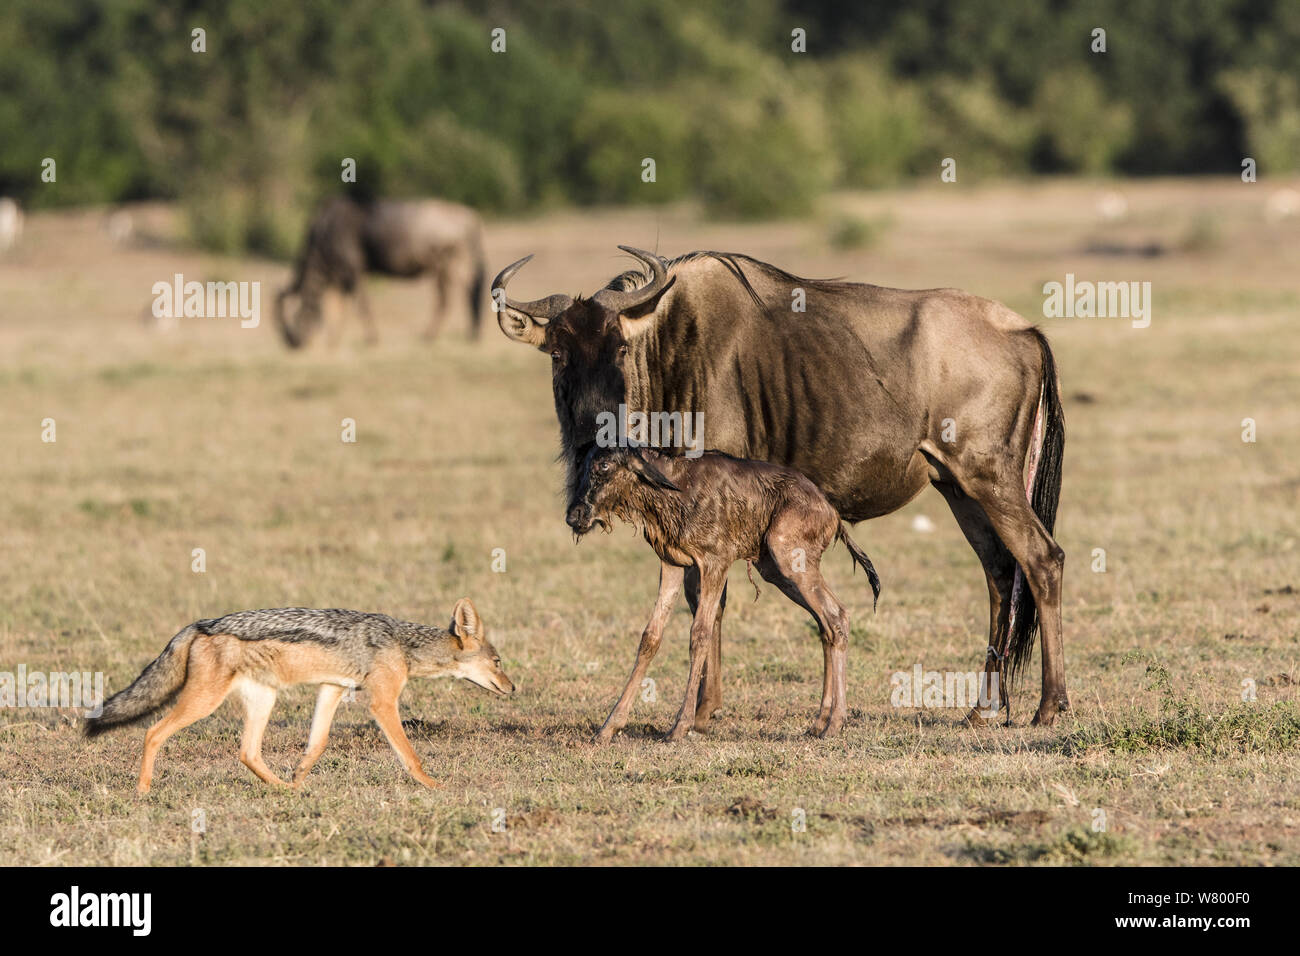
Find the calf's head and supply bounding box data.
[493,247,675,495]
[566,446,681,536]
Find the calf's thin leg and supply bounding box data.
[667,564,728,741]
[684,567,726,730]
[757,547,852,737]
[595,562,684,744]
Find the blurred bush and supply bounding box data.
[0,0,1296,253]
[1220,69,1300,176]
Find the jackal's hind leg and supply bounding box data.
[137,655,235,795]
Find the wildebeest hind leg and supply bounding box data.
[933,481,1015,725]
[926,451,1068,726]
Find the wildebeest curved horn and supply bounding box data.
[491,254,573,320]
[593,246,674,314]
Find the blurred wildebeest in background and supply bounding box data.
[496,247,1067,728]
[0,198,23,252]
[276,196,485,348]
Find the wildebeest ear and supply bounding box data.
[629,450,682,491]
[617,275,676,339]
[450,597,482,648]
[497,306,548,349]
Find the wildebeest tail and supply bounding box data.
[836,522,882,610]
[83,625,200,737]
[1004,328,1065,695]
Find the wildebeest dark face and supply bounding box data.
[543,300,628,475]
[493,247,675,493]
[565,446,680,535]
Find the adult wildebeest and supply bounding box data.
[495,247,1067,731]
[276,197,486,348]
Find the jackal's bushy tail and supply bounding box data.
[83,625,200,737]
[837,522,882,611]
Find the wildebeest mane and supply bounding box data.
[604,251,850,320]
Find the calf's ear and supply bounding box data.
[629,450,682,491]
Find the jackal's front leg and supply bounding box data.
[596,562,683,744]
[293,683,346,787]
[367,666,441,788]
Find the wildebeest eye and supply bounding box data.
[550,349,563,363]
[598,460,612,473]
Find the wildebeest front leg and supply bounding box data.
[353,285,379,345]
[595,562,684,744]
[424,268,450,340]
[667,565,727,741]
[685,567,726,730]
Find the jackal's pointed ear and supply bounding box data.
[450,597,482,648]
[629,448,681,491]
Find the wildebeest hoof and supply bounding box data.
[1031,697,1070,727]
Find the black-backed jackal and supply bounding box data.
[85,599,513,793]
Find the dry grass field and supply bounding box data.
[1,177,1298,866]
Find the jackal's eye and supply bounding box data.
[598,459,613,473]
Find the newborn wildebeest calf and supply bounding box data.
[568,446,881,742]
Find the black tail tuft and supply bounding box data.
[837,522,882,611]
[1004,329,1065,698]
[82,625,198,738]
